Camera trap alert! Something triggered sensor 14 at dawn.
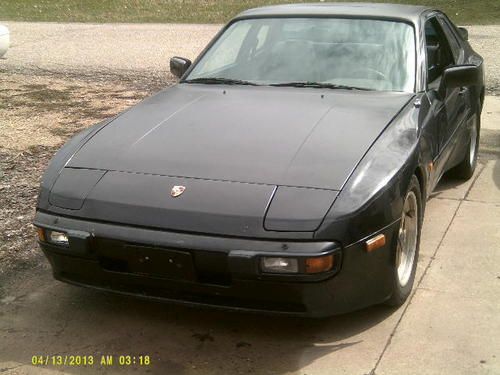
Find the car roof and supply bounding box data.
[235,2,433,24]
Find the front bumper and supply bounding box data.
[34,211,398,317]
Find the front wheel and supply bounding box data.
[386,175,422,307]
[452,113,480,180]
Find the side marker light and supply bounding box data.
[365,234,386,252]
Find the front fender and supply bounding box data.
[315,98,422,246]
[37,118,115,210]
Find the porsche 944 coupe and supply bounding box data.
[35,3,484,317]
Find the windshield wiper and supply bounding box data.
[269,81,373,91]
[183,77,260,86]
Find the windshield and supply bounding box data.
[186,18,416,92]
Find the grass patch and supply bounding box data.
[0,0,499,25]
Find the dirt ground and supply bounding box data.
[0,69,169,281]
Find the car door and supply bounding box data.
[438,14,471,142]
[437,14,476,167]
[424,15,467,182]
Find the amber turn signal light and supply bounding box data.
[36,227,46,242]
[365,234,386,252]
[305,255,334,274]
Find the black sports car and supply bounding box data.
[34,3,484,317]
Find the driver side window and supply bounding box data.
[425,17,455,85]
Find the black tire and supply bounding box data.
[451,113,480,180]
[386,175,423,307]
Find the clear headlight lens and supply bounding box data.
[260,257,299,274]
[45,230,69,246]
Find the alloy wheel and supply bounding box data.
[469,121,478,167]
[396,191,419,287]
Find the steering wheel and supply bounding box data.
[351,67,388,81]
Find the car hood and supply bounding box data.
[68,84,413,190]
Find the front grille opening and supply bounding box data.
[193,251,231,286]
[196,271,232,286]
[100,257,130,273]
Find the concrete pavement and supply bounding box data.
[0,22,499,375]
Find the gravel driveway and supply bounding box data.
[1,22,221,84]
[468,25,500,93]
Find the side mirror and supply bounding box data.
[458,27,469,41]
[170,57,192,78]
[439,65,479,96]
